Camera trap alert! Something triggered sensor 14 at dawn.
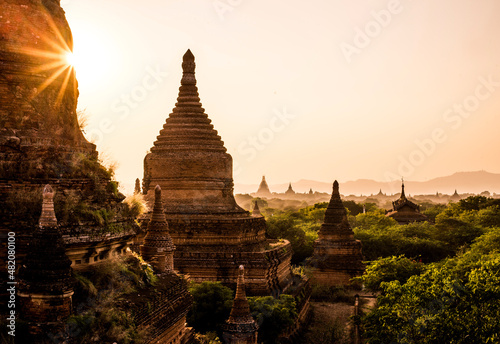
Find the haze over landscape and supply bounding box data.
[62,0,500,194]
[3,1,500,342]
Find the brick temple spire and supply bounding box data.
[310,180,364,287]
[256,176,272,196]
[323,180,350,226]
[252,201,261,217]
[152,49,226,153]
[19,185,74,336]
[141,185,175,273]
[141,50,293,296]
[143,49,239,213]
[223,265,258,344]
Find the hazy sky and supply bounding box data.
[62,0,500,193]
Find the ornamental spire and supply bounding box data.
[323,180,349,227]
[401,178,406,199]
[223,267,258,343]
[141,185,175,272]
[39,184,57,228]
[252,201,261,216]
[227,266,256,325]
[151,49,225,153]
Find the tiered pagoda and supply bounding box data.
[310,181,364,286]
[222,265,259,344]
[450,189,462,202]
[386,181,429,224]
[142,50,292,295]
[285,182,295,195]
[141,185,176,273]
[255,176,272,197]
[18,185,74,338]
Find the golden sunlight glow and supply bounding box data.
[12,8,76,106]
[65,51,76,68]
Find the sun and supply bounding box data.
[64,51,76,68]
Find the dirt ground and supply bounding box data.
[298,302,354,344]
[298,293,377,344]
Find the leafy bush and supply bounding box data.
[187,282,234,335]
[361,252,500,344]
[68,254,156,343]
[355,255,425,292]
[248,294,298,344]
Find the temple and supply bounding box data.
[19,185,74,337]
[255,175,272,197]
[285,182,296,195]
[0,0,136,277]
[141,50,292,295]
[386,181,429,224]
[252,201,262,217]
[141,185,176,273]
[310,181,365,286]
[222,265,259,344]
[450,189,462,202]
[0,2,192,342]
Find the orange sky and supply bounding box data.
[62,0,500,194]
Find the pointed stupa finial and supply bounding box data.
[333,180,339,195]
[142,185,175,272]
[182,49,196,75]
[401,177,406,199]
[253,201,261,216]
[150,185,167,223]
[227,265,254,323]
[323,180,350,225]
[235,265,247,303]
[223,265,258,342]
[39,184,57,228]
[134,178,141,194]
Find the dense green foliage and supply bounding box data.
[187,282,234,335]
[355,255,425,292]
[362,252,500,343]
[359,196,500,344]
[62,254,157,344]
[248,294,298,344]
[187,282,299,343]
[266,203,326,264]
[351,197,500,262]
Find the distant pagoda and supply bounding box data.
[450,189,462,202]
[386,181,428,224]
[255,176,272,197]
[310,181,364,286]
[141,50,292,295]
[222,265,259,344]
[285,182,295,195]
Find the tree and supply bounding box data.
[356,255,425,292]
[188,282,234,334]
[361,252,500,344]
[248,294,297,344]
